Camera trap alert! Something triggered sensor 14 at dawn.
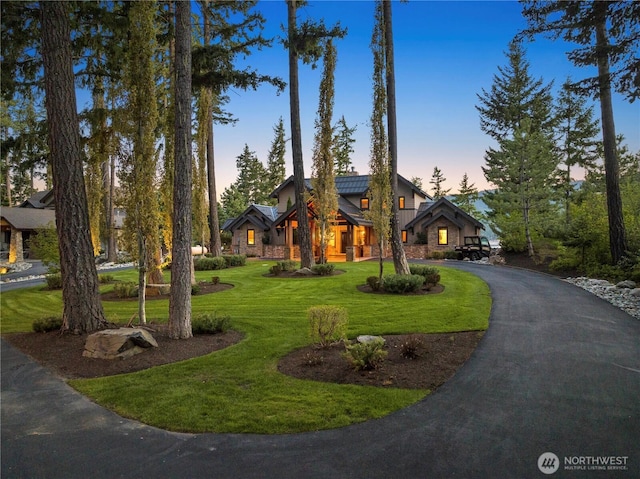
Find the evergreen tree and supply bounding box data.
[332,115,357,176]
[410,176,423,191]
[521,1,639,263]
[311,39,339,265]
[235,144,269,205]
[366,0,392,281]
[477,40,558,256]
[452,173,480,218]
[555,78,600,223]
[429,166,451,199]
[266,117,287,195]
[285,0,345,269]
[169,0,193,340]
[382,0,410,275]
[40,0,107,333]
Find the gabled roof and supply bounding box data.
[270,174,429,200]
[19,190,53,209]
[1,207,56,230]
[337,197,372,226]
[223,204,278,232]
[406,197,484,230]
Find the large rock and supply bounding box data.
[83,328,158,360]
[616,280,637,289]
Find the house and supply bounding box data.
[224,174,484,261]
[1,189,126,263]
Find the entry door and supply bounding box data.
[340,231,348,254]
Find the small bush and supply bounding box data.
[277,260,298,272]
[303,351,324,366]
[443,250,459,260]
[32,316,63,333]
[98,274,115,283]
[311,263,335,276]
[400,335,424,359]
[409,265,441,289]
[270,264,283,276]
[191,283,201,295]
[343,338,387,370]
[113,281,138,298]
[382,274,424,294]
[429,251,445,260]
[194,256,227,271]
[223,254,246,267]
[45,273,63,290]
[211,276,220,285]
[308,305,348,348]
[366,275,382,291]
[191,312,231,334]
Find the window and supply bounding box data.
[399,196,405,209]
[360,198,369,210]
[438,227,448,245]
[247,229,255,245]
[401,230,408,243]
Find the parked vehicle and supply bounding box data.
[455,236,491,261]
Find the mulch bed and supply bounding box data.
[101,281,233,301]
[278,331,484,390]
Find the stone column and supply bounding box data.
[9,228,23,263]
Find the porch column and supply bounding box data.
[9,227,23,263]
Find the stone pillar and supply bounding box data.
[345,245,355,262]
[9,228,23,263]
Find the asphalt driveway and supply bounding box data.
[2,264,639,478]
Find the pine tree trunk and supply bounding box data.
[288,0,314,269]
[594,4,627,264]
[40,1,107,333]
[169,0,193,339]
[383,0,409,275]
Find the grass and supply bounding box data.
[0,260,491,433]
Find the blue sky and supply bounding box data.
[201,0,639,197]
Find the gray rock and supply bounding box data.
[630,288,640,297]
[616,280,637,289]
[83,328,158,360]
[357,335,385,345]
[294,267,314,276]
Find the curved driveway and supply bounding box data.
[2,264,639,478]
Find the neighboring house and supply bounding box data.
[223,174,485,261]
[0,207,56,262]
[1,189,127,263]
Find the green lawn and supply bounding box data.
[1,260,491,433]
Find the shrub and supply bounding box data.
[32,316,63,333]
[191,283,201,295]
[414,232,428,244]
[429,251,445,260]
[409,265,441,289]
[29,225,60,273]
[45,273,63,290]
[223,254,246,267]
[443,250,459,260]
[382,274,424,294]
[366,275,382,291]
[343,338,387,370]
[270,264,283,276]
[113,281,138,298]
[400,335,424,359]
[194,256,226,271]
[303,351,324,366]
[191,312,231,334]
[211,276,220,285]
[311,263,334,276]
[98,274,115,283]
[277,260,298,272]
[308,305,348,348]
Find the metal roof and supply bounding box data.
[1,207,56,230]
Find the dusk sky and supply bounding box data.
[209,0,640,196]
[78,1,640,197]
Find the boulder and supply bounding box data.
[83,328,158,360]
[630,288,640,298]
[357,335,385,345]
[616,280,637,289]
[294,267,314,276]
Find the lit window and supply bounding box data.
[247,229,255,245]
[399,196,405,209]
[401,230,408,243]
[438,227,448,245]
[360,198,369,210]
